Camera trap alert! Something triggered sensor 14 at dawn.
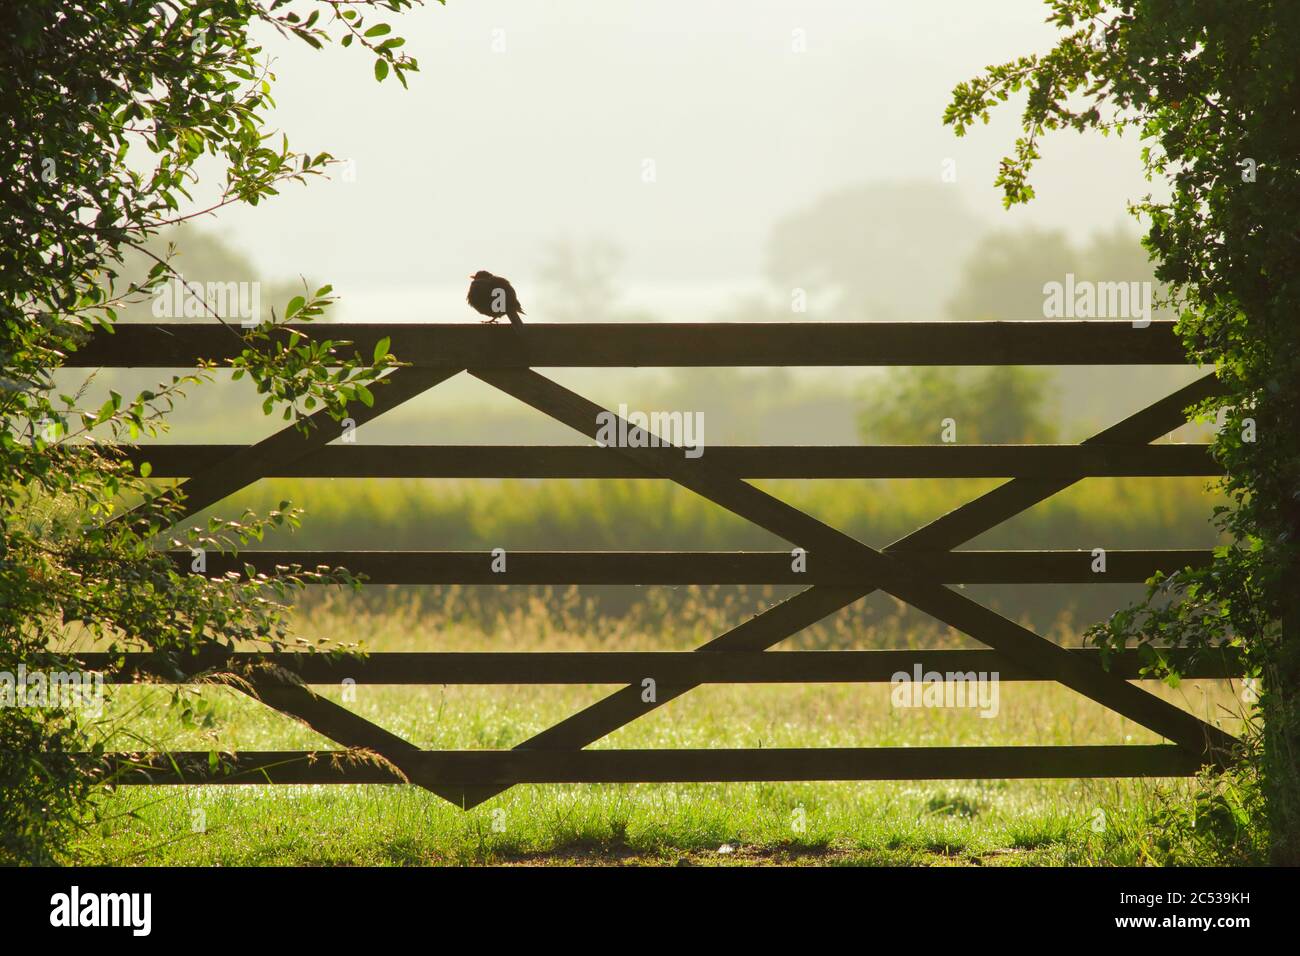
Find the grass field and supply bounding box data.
[70,593,1248,866]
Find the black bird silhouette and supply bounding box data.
[466,270,525,326]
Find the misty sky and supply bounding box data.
[201,0,1155,320]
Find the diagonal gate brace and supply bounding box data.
[431,369,1234,808]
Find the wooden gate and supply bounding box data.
[67,320,1242,807]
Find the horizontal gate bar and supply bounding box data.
[120,443,1221,478]
[169,549,1214,584]
[67,321,1188,368]
[79,648,1245,683]
[84,745,1204,784]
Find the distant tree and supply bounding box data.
[111,225,320,324]
[764,182,986,321]
[944,227,1077,321]
[944,224,1172,322]
[859,366,1058,445]
[944,225,1188,432]
[536,236,627,322]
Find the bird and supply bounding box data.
[466,270,525,326]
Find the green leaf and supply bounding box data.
[140,461,152,478]
[364,23,392,38]
[355,384,374,407]
[374,60,389,82]
[373,336,391,362]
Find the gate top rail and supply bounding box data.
[66,321,1189,368]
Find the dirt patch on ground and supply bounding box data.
[486,842,1035,867]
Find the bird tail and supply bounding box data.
[508,310,523,326]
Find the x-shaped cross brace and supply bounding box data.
[130,360,1237,804]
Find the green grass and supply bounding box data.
[68,598,1249,866]
[79,778,1195,866]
